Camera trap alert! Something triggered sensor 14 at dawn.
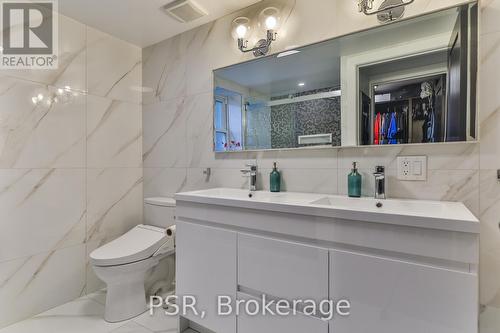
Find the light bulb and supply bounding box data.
[37,93,43,101]
[236,25,247,39]
[32,97,38,104]
[265,16,277,30]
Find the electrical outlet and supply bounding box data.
[397,156,427,181]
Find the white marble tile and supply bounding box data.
[0,15,86,92]
[143,168,187,198]
[479,31,500,123]
[0,296,127,333]
[86,168,143,245]
[269,168,338,194]
[132,308,177,333]
[208,148,338,171]
[87,95,142,168]
[185,92,215,168]
[338,143,479,171]
[141,35,189,105]
[186,167,339,195]
[86,27,142,104]
[481,109,500,169]
[479,106,500,169]
[0,77,85,168]
[479,170,500,307]
[111,322,153,333]
[387,169,480,215]
[86,289,107,306]
[480,306,500,333]
[0,8,146,330]
[479,32,500,168]
[481,0,500,36]
[185,168,249,192]
[0,245,86,329]
[0,169,85,262]
[142,98,188,168]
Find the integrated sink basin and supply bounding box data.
[175,188,479,233]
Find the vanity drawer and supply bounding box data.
[238,233,328,302]
[329,249,478,333]
[236,292,328,333]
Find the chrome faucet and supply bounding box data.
[373,166,386,199]
[241,163,258,192]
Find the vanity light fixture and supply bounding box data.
[277,49,300,58]
[358,0,415,23]
[233,7,280,57]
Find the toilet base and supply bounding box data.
[105,280,148,322]
[93,257,160,323]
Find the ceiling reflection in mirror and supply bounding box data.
[213,2,478,152]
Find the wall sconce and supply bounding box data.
[233,7,280,57]
[358,0,415,23]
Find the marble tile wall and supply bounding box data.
[0,14,142,328]
[142,0,500,330]
[479,0,500,324]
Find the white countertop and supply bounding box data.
[175,188,479,234]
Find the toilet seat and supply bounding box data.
[90,225,170,267]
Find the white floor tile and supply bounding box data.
[86,289,107,305]
[110,322,153,333]
[0,297,127,333]
[480,306,500,333]
[132,308,177,332]
[0,289,182,333]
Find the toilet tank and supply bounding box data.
[144,197,176,229]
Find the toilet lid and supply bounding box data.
[90,225,168,267]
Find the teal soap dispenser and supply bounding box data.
[348,162,362,198]
[270,162,281,192]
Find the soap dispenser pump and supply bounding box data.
[348,162,362,198]
[270,162,281,192]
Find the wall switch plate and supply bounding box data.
[397,156,427,181]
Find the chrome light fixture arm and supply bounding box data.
[358,0,415,16]
[238,30,277,57]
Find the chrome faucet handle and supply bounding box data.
[374,165,385,175]
[373,165,386,200]
[244,163,257,171]
[241,162,258,191]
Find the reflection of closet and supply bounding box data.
[370,74,446,145]
[373,100,409,145]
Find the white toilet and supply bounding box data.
[90,197,176,323]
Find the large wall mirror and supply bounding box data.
[213,2,478,152]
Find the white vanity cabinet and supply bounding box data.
[176,220,237,333]
[329,249,478,333]
[175,189,479,333]
[238,233,329,303]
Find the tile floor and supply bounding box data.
[0,290,193,333]
[480,306,500,333]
